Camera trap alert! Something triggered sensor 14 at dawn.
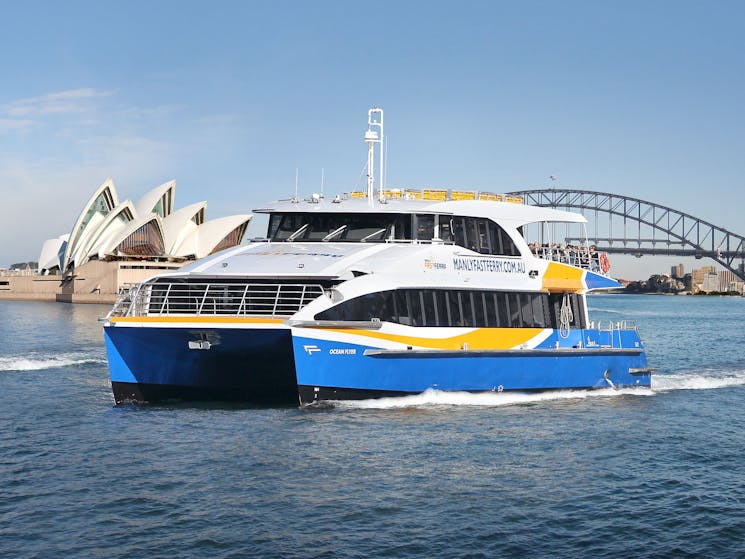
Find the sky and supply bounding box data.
[0,0,743,279]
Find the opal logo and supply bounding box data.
[303,345,321,355]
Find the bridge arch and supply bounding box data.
[506,189,745,281]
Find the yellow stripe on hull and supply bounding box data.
[320,327,546,350]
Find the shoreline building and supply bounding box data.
[2,179,251,303]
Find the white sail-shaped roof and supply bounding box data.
[69,211,109,268]
[162,201,207,257]
[87,201,137,259]
[62,178,118,271]
[195,214,251,258]
[134,180,175,218]
[38,234,69,273]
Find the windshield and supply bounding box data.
[268,213,412,242]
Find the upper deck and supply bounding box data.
[251,188,607,273]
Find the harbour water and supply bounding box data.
[2,295,745,558]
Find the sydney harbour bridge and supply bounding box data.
[506,189,745,281]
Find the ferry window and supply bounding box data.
[422,291,438,327]
[496,292,507,327]
[465,219,480,252]
[268,214,283,239]
[394,290,410,325]
[407,290,424,327]
[460,291,475,327]
[438,215,453,242]
[272,214,305,240]
[343,214,393,242]
[477,220,490,254]
[485,293,498,327]
[472,292,486,326]
[315,290,396,322]
[434,290,449,325]
[414,214,435,241]
[548,293,585,329]
[446,291,462,326]
[269,213,414,242]
[316,288,558,328]
[508,293,523,327]
[448,216,520,257]
[520,293,534,327]
[393,214,412,240]
[532,294,547,328]
[452,217,467,248]
[488,222,502,254]
[500,227,520,257]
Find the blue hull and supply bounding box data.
[292,330,650,405]
[104,325,298,404]
[104,323,649,406]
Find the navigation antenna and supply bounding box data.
[365,107,384,202]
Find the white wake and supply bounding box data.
[328,370,745,409]
[330,386,654,410]
[0,352,106,371]
[651,370,745,391]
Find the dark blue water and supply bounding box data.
[2,296,745,558]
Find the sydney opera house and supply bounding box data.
[6,178,251,301]
[39,178,251,274]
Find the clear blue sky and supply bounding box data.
[1,0,743,278]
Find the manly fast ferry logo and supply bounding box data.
[303,345,322,355]
[424,259,447,270]
[452,256,526,274]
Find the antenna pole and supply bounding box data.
[294,168,299,202]
[364,107,384,202]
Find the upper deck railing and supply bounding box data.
[529,244,609,274]
[107,281,326,319]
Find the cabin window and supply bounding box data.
[315,288,578,329]
[547,293,585,329]
[267,213,411,242]
[446,216,520,256]
[414,214,435,241]
[452,217,467,247]
[438,215,453,241]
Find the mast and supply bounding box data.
[365,107,384,201]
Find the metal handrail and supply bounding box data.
[529,245,607,273]
[108,281,325,318]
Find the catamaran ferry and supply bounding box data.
[103,108,651,405]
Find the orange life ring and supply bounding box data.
[599,253,610,273]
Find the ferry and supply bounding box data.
[103,108,651,405]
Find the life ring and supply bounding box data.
[599,252,610,274]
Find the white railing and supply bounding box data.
[107,281,325,318]
[588,320,638,331]
[528,244,610,274]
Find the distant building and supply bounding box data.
[726,281,745,295]
[701,271,719,293]
[691,266,716,292]
[671,263,685,278]
[718,270,743,293]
